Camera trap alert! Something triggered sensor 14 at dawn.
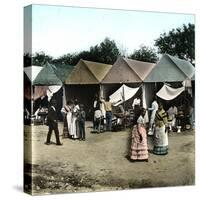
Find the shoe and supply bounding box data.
[56,143,63,146]
[44,142,50,145]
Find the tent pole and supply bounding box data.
[122,84,125,111]
[99,84,102,99]
[31,84,34,125]
[122,84,126,130]
[62,85,66,107]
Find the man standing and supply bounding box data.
[101,97,120,131]
[101,97,113,131]
[45,99,62,145]
[148,97,158,135]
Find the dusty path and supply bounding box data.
[24,122,195,195]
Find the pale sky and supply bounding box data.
[24,4,194,58]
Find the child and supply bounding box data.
[94,101,102,133]
[78,104,86,141]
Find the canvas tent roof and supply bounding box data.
[24,65,43,83]
[54,64,74,83]
[144,54,195,82]
[167,55,195,79]
[33,63,62,85]
[65,59,112,84]
[102,57,155,83]
[109,84,140,106]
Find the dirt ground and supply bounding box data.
[24,122,195,195]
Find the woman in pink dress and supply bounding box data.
[130,108,148,162]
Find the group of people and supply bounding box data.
[129,102,169,162]
[92,95,121,133]
[129,95,194,162]
[44,94,121,145]
[44,94,194,164]
[45,98,86,145]
[61,99,86,141]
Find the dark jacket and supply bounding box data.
[47,106,57,124]
[78,110,86,122]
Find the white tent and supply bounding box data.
[109,84,140,106]
[156,84,185,101]
[24,65,63,101]
[24,66,43,83]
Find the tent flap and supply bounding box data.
[156,84,185,101]
[109,84,140,106]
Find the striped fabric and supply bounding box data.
[155,109,168,127]
[153,146,168,155]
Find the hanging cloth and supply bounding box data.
[156,84,185,100]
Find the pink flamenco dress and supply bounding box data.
[130,115,148,162]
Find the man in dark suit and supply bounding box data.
[45,99,62,145]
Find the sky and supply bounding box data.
[24,4,194,58]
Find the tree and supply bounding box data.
[155,23,195,64]
[52,54,75,65]
[32,51,53,66]
[52,38,121,65]
[129,45,158,63]
[30,38,120,66]
[97,37,121,64]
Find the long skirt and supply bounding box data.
[67,112,73,136]
[70,116,79,139]
[130,125,148,161]
[153,125,168,155]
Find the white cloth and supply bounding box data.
[132,98,141,108]
[51,106,56,111]
[167,106,178,127]
[67,111,73,135]
[71,105,80,138]
[156,84,185,101]
[94,110,102,119]
[93,100,98,108]
[137,115,144,125]
[154,125,168,146]
[167,106,178,119]
[100,103,106,119]
[182,79,192,87]
[109,84,140,106]
[47,85,62,101]
[149,101,158,125]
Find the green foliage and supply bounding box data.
[60,37,121,65]
[97,38,121,64]
[32,51,53,66]
[155,23,195,64]
[129,45,158,63]
[30,38,121,66]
